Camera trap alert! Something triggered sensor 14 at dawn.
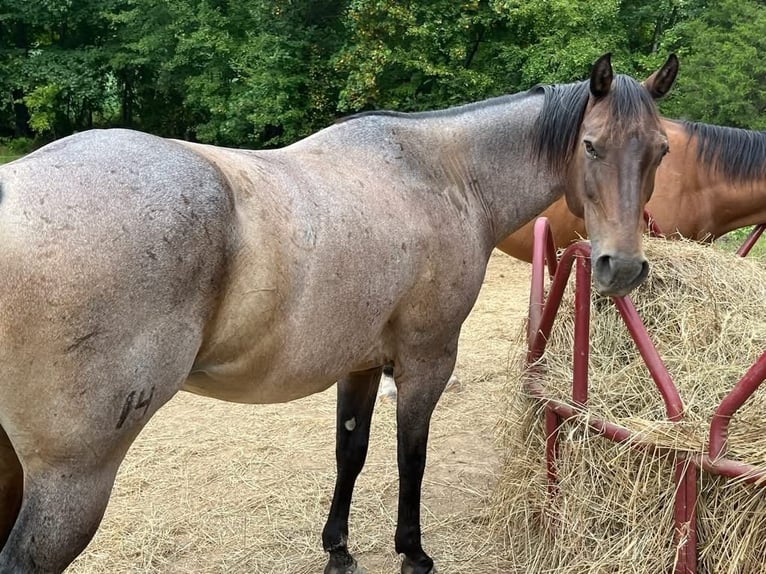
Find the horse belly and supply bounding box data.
[188,297,393,404]
[181,368,338,404]
[183,322,390,404]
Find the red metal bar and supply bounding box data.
[524,217,766,574]
[528,218,559,347]
[529,218,567,498]
[572,255,591,406]
[528,244,590,364]
[525,379,766,485]
[674,461,698,574]
[612,297,685,421]
[695,454,766,484]
[545,408,561,496]
[708,351,766,459]
[736,223,766,257]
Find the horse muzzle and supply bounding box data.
[592,252,649,297]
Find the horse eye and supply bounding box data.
[584,140,598,159]
[661,144,670,157]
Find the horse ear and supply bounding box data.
[643,54,679,100]
[589,53,613,99]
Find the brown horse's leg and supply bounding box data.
[322,367,382,574]
[0,426,22,550]
[394,347,457,574]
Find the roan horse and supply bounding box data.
[0,53,676,574]
[499,118,766,261]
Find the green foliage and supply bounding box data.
[337,0,510,111]
[716,227,766,262]
[0,135,32,164]
[23,83,60,134]
[0,0,765,146]
[657,0,766,128]
[107,0,346,146]
[0,135,32,154]
[498,0,628,84]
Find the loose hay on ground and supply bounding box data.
[491,239,766,574]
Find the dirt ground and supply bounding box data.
[67,250,532,574]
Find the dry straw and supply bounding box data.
[491,239,766,574]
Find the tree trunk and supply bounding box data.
[11,90,32,138]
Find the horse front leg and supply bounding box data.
[394,349,456,574]
[322,367,382,574]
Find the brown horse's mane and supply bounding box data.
[676,120,766,182]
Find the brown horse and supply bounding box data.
[498,118,766,261]
[0,53,676,574]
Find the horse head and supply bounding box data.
[565,53,678,296]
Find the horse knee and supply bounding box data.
[0,463,117,573]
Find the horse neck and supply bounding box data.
[407,94,566,247]
[700,173,766,237]
[665,121,766,239]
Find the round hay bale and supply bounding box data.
[491,239,766,574]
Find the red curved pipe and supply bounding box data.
[736,224,766,257]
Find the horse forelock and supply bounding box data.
[677,120,766,182]
[532,75,660,173]
[606,75,660,131]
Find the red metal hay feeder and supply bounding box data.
[525,217,766,574]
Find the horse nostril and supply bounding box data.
[639,260,650,282]
[594,254,649,295]
[595,254,613,281]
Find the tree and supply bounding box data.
[336,0,515,112]
[658,0,766,128]
[1,0,765,146]
[0,0,121,139]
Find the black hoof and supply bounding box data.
[324,564,365,574]
[325,554,365,574]
[401,557,436,574]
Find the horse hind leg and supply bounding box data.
[378,364,460,402]
[0,386,167,574]
[377,363,397,400]
[0,330,196,572]
[322,367,382,574]
[0,425,22,550]
[0,455,122,573]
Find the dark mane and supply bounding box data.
[677,120,766,182]
[531,75,659,172]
